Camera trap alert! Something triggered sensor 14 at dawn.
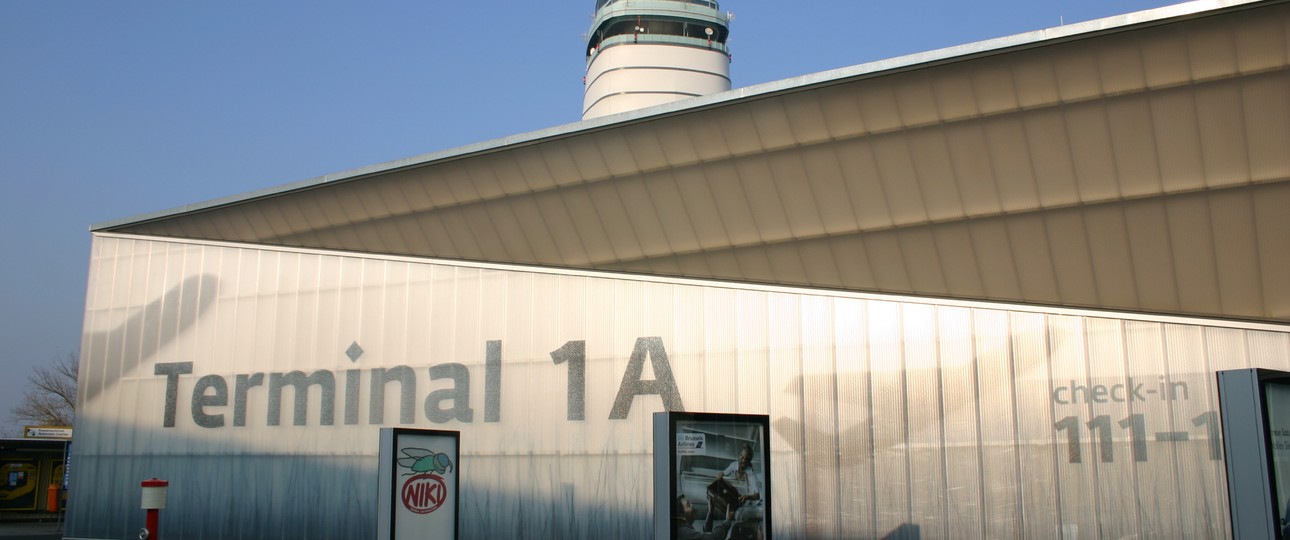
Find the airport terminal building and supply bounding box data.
[66,0,1290,538]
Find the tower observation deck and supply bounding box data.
[583,0,731,120]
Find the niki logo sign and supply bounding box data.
[397,448,454,515]
[380,429,458,539]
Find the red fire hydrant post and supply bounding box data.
[140,478,168,540]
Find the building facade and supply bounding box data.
[68,234,1288,538]
[67,0,1290,538]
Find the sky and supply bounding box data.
[0,0,1184,435]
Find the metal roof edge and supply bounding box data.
[91,0,1273,232]
[647,0,1271,110]
[88,121,599,231]
[92,230,1290,333]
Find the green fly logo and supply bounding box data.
[398,448,453,514]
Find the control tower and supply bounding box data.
[583,0,731,120]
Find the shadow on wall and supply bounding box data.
[64,425,377,540]
[63,419,652,540]
[81,274,219,403]
[882,523,920,539]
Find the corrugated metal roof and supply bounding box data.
[95,0,1290,323]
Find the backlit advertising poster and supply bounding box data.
[377,428,459,540]
[1265,383,1290,537]
[654,412,770,540]
[0,460,39,511]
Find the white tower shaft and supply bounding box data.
[583,0,731,120]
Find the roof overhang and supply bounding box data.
[96,0,1290,323]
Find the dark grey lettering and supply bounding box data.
[425,363,473,423]
[1051,386,1068,405]
[1069,381,1088,403]
[268,370,336,426]
[609,337,684,420]
[370,366,416,424]
[1091,385,1108,403]
[155,362,194,427]
[234,373,264,427]
[485,341,502,423]
[192,374,228,428]
[345,369,361,425]
[1130,378,1147,401]
[551,340,586,421]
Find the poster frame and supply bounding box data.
[376,427,460,540]
[653,411,771,540]
[1218,368,1290,539]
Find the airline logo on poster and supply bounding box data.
[676,433,706,455]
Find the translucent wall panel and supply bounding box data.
[69,236,1290,539]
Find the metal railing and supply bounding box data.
[597,0,719,10]
[587,33,730,65]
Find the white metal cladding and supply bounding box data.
[583,43,731,119]
[101,0,1290,324]
[67,235,1290,539]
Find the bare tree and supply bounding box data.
[11,352,78,427]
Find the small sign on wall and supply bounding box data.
[23,426,72,439]
[377,428,460,540]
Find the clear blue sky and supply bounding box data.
[0,0,1181,434]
